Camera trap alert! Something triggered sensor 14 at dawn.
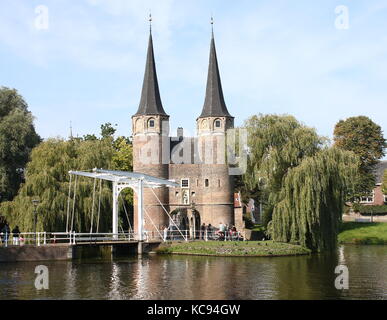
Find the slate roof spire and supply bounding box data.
[199,21,232,119]
[134,18,167,116]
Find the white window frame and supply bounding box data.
[360,190,375,204]
[181,178,189,188]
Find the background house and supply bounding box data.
[361,161,387,205]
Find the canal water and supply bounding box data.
[0,245,386,300]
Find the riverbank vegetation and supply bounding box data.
[156,240,311,257]
[242,115,359,252]
[0,87,41,202]
[338,222,387,245]
[0,124,133,233]
[334,116,387,199]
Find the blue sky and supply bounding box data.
[1,0,387,150]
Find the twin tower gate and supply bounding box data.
[68,169,180,241]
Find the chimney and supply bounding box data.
[177,127,184,138]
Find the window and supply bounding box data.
[205,179,209,187]
[384,194,387,204]
[148,119,155,128]
[215,120,221,128]
[218,179,221,187]
[181,179,189,188]
[360,191,375,204]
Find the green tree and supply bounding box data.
[0,138,114,232]
[112,136,133,172]
[0,131,135,232]
[243,114,325,226]
[83,134,97,141]
[243,114,358,251]
[0,87,41,202]
[271,148,359,251]
[100,122,116,139]
[334,116,387,198]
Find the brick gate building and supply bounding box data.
[132,28,235,234]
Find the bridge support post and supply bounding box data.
[137,179,144,242]
[137,242,143,255]
[112,182,119,239]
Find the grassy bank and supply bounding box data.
[338,222,387,245]
[156,240,311,257]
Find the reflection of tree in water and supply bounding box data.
[270,251,340,299]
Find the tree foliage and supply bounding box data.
[243,114,325,226]
[0,87,41,202]
[271,148,359,251]
[243,114,358,251]
[0,134,133,233]
[100,122,117,139]
[334,116,386,197]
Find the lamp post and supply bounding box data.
[32,199,39,244]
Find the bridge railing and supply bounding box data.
[0,232,138,246]
[1,229,246,246]
[144,230,246,242]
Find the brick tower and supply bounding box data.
[132,31,169,233]
[196,30,235,227]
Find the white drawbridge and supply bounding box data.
[67,168,179,241]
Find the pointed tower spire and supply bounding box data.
[134,19,167,116]
[198,20,232,119]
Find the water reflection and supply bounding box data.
[0,245,385,300]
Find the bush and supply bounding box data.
[352,204,387,216]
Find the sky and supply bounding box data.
[1,0,387,150]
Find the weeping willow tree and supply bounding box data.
[271,148,359,251]
[0,136,133,233]
[243,114,360,251]
[244,114,326,225]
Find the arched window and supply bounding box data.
[205,179,209,187]
[148,118,155,128]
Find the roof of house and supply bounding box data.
[198,34,232,119]
[375,160,387,184]
[134,33,168,117]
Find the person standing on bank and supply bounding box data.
[200,223,206,240]
[12,226,21,245]
[163,225,168,242]
[2,223,10,247]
